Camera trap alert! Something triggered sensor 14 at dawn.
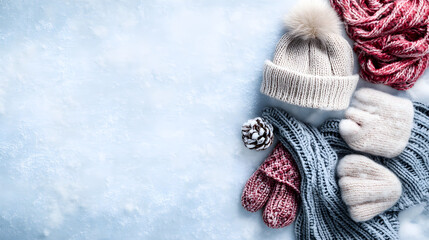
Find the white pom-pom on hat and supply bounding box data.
[284,0,341,40]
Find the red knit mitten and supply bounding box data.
[241,143,301,228]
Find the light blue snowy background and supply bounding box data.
[0,0,428,239]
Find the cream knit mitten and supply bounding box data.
[339,88,414,158]
[337,154,402,222]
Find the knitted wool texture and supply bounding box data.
[337,154,402,222]
[330,0,429,90]
[322,102,429,213]
[262,102,429,239]
[340,88,414,158]
[260,1,359,110]
[241,143,301,228]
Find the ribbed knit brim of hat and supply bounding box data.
[261,60,359,110]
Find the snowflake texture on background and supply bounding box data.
[0,0,428,239]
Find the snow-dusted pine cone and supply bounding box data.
[242,117,274,151]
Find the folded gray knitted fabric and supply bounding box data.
[261,102,429,240]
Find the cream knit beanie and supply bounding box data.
[261,0,359,110]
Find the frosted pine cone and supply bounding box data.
[242,117,274,151]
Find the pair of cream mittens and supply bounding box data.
[337,88,414,222]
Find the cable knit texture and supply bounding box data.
[330,0,429,90]
[262,102,429,239]
[241,143,300,228]
[337,154,402,222]
[260,1,358,110]
[340,88,414,158]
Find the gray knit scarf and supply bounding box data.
[262,102,429,240]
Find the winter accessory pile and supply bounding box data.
[241,143,301,228]
[240,0,429,236]
[241,117,274,151]
[260,0,359,110]
[340,88,414,158]
[330,0,429,90]
[261,102,429,239]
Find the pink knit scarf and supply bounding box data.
[331,0,429,90]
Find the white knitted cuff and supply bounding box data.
[261,60,359,110]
